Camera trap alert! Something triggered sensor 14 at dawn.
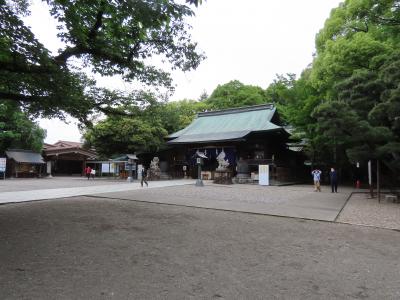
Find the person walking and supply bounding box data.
[141,167,148,187]
[311,168,322,192]
[330,167,338,193]
[85,166,92,180]
[90,168,96,179]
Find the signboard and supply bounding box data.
[46,161,52,174]
[0,157,6,180]
[0,158,6,172]
[102,163,115,173]
[258,164,269,186]
[124,162,136,171]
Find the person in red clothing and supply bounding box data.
[85,166,92,180]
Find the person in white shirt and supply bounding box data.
[311,168,322,192]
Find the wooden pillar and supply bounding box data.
[377,159,381,202]
[82,160,86,176]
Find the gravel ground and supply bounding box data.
[0,197,399,299]
[337,193,400,230]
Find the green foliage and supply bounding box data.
[205,80,268,110]
[83,92,208,156]
[84,116,167,157]
[273,0,400,180]
[157,100,207,133]
[0,101,46,153]
[0,0,204,122]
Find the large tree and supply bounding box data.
[277,0,400,181]
[0,101,46,153]
[205,80,268,110]
[0,0,204,123]
[83,92,208,156]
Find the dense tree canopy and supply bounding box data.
[0,0,204,123]
[205,80,268,110]
[0,101,46,153]
[277,0,400,181]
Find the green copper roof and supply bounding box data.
[167,104,282,144]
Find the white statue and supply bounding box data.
[216,149,230,170]
[149,157,161,179]
[150,157,160,169]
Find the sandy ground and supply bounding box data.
[337,192,400,230]
[0,197,399,299]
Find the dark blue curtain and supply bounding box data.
[187,147,236,167]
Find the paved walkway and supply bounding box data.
[0,178,354,222]
[0,180,193,204]
[0,177,130,192]
[94,183,353,222]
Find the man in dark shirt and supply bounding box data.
[330,167,338,193]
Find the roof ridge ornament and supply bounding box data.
[197,103,274,117]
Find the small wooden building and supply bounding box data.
[5,149,45,178]
[165,104,306,183]
[43,141,97,176]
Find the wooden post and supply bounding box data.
[368,160,374,198]
[377,159,381,202]
[82,160,86,176]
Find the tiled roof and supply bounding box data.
[167,104,283,144]
[6,149,45,164]
[43,141,96,158]
[43,140,83,150]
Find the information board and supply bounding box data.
[258,164,269,186]
[101,163,115,173]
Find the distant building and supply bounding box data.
[43,141,96,176]
[5,149,45,178]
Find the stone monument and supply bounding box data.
[234,157,251,183]
[149,157,161,180]
[213,149,233,184]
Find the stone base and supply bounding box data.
[213,170,233,185]
[160,172,171,180]
[233,173,251,184]
[233,177,254,184]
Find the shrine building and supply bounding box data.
[164,104,306,183]
[43,141,96,176]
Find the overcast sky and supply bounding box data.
[26,0,342,143]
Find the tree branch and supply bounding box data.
[88,3,105,40]
[54,46,86,64]
[0,61,53,74]
[54,2,105,64]
[0,92,47,103]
